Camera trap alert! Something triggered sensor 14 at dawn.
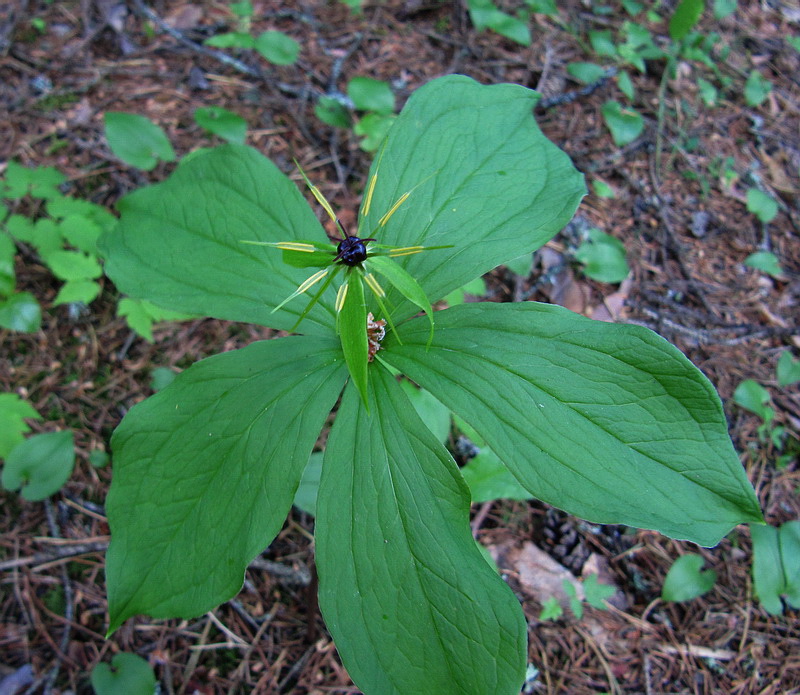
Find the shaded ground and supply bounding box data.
[1,0,799,693]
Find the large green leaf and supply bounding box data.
[382,303,762,547]
[316,369,526,695]
[358,74,585,321]
[99,145,337,335]
[106,336,347,632]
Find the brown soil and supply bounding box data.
[1,1,799,694]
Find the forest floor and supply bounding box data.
[1,0,799,693]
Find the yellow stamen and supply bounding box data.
[308,185,338,224]
[363,171,378,218]
[275,242,316,252]
[335,282,349,312]
[363,272,385,297]
[272,268,330,313]
[297,268,330,294]
[294,159,338,223]
[379,192,410,227]
[387,246,426,257]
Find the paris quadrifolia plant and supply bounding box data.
[99,75,762,695]
[240,151,451,405]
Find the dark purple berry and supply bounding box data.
[335,236,373,266]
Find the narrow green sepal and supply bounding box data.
[293,159,347,239]
[240,239,332,250]
[282,248,336,268]
[271,268,329,314]
[338,272,370,408]
[366,255,434,347]
[368,243,454,254]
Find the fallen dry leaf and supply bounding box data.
[493,541,583,608]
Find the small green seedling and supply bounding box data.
[0,393,42,458]
[669,0,704,43]
[734,360,799,458]
[746,188,778,223]
[744,70,772,107]
[349,78,396,151]
[1,163,117,328]
[90,652,156,695]
[777,351,800,388]
[468,0,556,45]
[592,180,616,198]
[99,75,762,695]
[539,596,563,621]
[733,379,776,442]
[204,1,300,66]
[526,0,557,15]
[149,367,178,393]
[567,62,608,84]
[750,521,800,615]
[1,430,75,501]
[697,76,718,107]
[744,251,783,279]
[714,0,737,19]
[563,574,615,619]
[575,228,630,283]
[661,553,717,602]
[89,450,110,469]
[581,1,741,157]
[317,77,397,151]
[2,160,191,340]
[194,106,248,145]
[468,0,532,46]
[601,100,644,146]
[104,113,175,171]
[0,286,40,332]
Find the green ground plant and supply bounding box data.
[539,574,615,621]
[316,76,397,151]
[98,75,762,695]
[574,227,630,282]
[1,155,193,342]
[572,0,740,148]
[0,393,75,501]
[341,0,555,41]
[750,520,800,615]
[90,652,156,695]
[203,0,300,66]
[734,351,799,463]
[661,553,717,602]
[0,162,117,332]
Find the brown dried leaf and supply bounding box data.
[496,541,582,608]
